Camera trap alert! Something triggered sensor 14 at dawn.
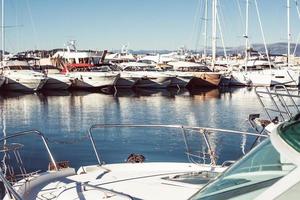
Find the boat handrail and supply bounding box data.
[0,169,22,200]
[82,182,133,200]
[255,85,300,121]
[0,130,58,200]
[0,130,58,171]
[87,124,266,166]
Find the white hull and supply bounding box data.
[43,74,72,90]
[230,71,271,86]
[128,71,172,88]
[7,163,225,200]
[115,72,139,88]
[271,69,299,86]
[2,70,47,91]
[69,72,120,89]
[164,71,193,87]
[230,69,299,86]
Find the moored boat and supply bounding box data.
[39,58,72,90]
[52,43,120,90]
[68,71,120,89]
[132,71,172,88]
[1,59,47,92]
[168,61,221,88]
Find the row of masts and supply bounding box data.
[201,0,293,71]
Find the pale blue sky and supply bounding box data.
[2,0,300,52]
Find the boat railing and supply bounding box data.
[87,124,267,167]
[81,182,133,200]
[255,85,300,122]
[0,130,58,200]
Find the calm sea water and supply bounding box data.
[0,87,267,172]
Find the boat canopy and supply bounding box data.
[278,113,300,153]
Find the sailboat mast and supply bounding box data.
[211,0,217,70]
[287,0,291,67]
[245,0,249,71]
[1,0,4,61]
[204,0,208,57]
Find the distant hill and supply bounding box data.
[131,43,297,56]
[1,42,299,57]
[223,42,298,56]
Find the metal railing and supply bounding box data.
[87,124,268,166]
[82,182,133,199]
[0,130,58,200]
[255,85,300,122]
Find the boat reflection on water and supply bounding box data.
[0,87,223,99]
[0,87,261,169]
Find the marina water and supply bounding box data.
[0,87,266,172]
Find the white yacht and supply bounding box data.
[68,70,120,89]
[1,59,47,92]
[38,58,72,90]
[166,61,204,88]
[131,71,172,88]
[52,43,120,90]
[119,63,172,88]
[116,62,153,88]
[168,61,222,88]
[44,71,72,90]
[2,115,300,199]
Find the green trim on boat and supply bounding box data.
[278,113,300,153]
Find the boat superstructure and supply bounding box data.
[52,42,120,90]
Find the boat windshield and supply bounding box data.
[190,139,296,200]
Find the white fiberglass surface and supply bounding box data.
[190,139,296,200]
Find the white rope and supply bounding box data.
[216,0,229,67]
[25,0,38,50]
[254,0,272,69]
[293,32,300,56]
[235,0,245,29]
[195,1,206,52]
[190,0,203,51]
[293,0,300,55]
